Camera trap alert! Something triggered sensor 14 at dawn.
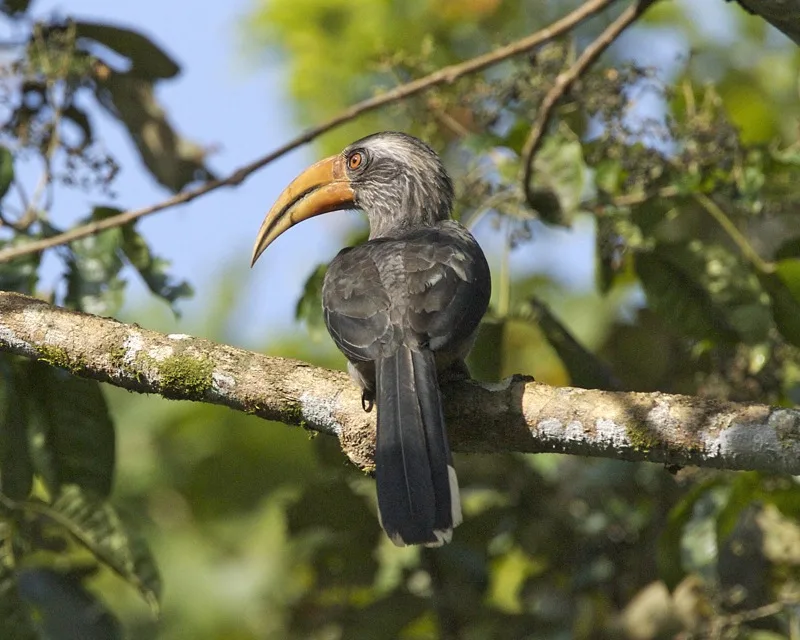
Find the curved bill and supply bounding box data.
[251,154,355,266]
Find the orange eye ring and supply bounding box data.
[348,151,364,171]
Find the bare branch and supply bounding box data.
[2,290,799,475]
[521,0,659,206]
[0,0,620,265]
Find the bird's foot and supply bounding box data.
[361,391,374,413]
[439,359,472,385]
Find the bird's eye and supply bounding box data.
[347,151,364,171]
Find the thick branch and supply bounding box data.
[1,291,799,474]
[0,0,618,265]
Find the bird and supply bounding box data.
[251,131,491,546]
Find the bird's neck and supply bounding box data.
[366,208,450,239]
[364,187,452,239]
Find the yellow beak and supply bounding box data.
[251,154,356,266]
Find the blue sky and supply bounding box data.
[24,0,341,347]
[12,0,745,349]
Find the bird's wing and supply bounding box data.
[322,223,490,359]
[402,224,491,353]
[322,244,395,362]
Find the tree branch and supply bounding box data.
[0,0,620,265]
[521,0,659,206]
[2,290,799,475]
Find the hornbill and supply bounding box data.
[251,132,491,546]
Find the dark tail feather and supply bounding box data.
[375,345,461,547]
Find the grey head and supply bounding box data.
[342,131,454,239]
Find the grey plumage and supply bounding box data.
[321,132,491,546]
[252,131,490,546]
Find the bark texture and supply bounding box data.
[1,291,799,473]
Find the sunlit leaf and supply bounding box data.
[22,361,115,499]
[46,485,161,610]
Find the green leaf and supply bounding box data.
[288,479,379,588]
[775,237,800,261]
[529,123,588,227]
[42,485,161,611]
[0,357,33,500]
[23,361,115,499]
[73,21,180,79]
[715,472,764,546]
[295,263,327,339]
[0,527,37,640]
[634,250,738,343]
[65,224,126,316]
[338,592,427,640]
[775,259,800,300]
[0,238,40,294]
[521,298,620,391]
[121,229,193,307]
[0,147,13,201]
[96,77,215,192]
[594,158,624,196]
[89,207,193,309]
[658,478,724,589]
[466,317,506,382]
[759,259,800,347]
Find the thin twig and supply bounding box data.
[694,193,775,274]
[16,23,76,231]
[520,0,660,207]
[707,600,787,637]
[0,0,620,264]
[607,184,680,207]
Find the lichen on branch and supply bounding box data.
[1,290,800,475]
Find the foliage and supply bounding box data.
[0,0,799,638]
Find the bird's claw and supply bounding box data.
[361,392,374,413]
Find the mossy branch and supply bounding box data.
[1,290,799,474]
